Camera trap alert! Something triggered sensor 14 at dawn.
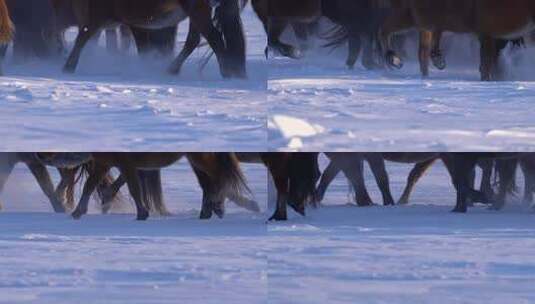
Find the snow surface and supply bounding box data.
[0,7,267,151]
[2,157,535,303]
[268,32,535,151]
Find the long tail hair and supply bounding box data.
[0,0,13,43]
[189,153,250,202]
[138,170,170,216]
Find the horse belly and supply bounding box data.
[133,8,187,30]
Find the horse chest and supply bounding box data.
[133,7,187,30]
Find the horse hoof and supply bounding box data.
[268,214,287,221]
[62,65,76,74]
[136,214,149,221]
[71,211,83,220]
[451,207,467,213]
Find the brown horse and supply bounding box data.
[62,0,246,78]
[37,153,250,221]
[380,0,535,80]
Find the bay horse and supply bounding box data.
[37,153,250,221]
[0,0,13,75]
[79,152,263,215]
[62,0,246,78]
[380,0,535,80]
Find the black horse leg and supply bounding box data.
[431,30,446,70]
[72,164,110,219]
[63,24,101,73]
[26,162,65,213]
[346,34,362,70]
[0,43,7,76]
[168,22,201,75]
[367,155,395,206]
[217,0,246,78]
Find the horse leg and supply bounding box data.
[168,22,201,75]
[63,24,101,73]
[121,167,150,221]
[314,161,341,206]
[101,173,126,209]
[479,35,499,81]
[478,159,495,203]
[520,159,534,205]
[0,157,16,209]
[184,1,232,78]
[0,43,7,76]
[367,155,394,206]
[340,157,373,206]
[431,30,446,70]
[26,163,65,213]
[447,154,477,213]
[346,34,362,70]
[362,33,378,70]
[492,159,517,210]
[379,9,413,70]
[268,19,301,59]
[192,167,218,219]
[269,174,289,221]
[398,158,437,205]
[419,30,433,77]
[72,163,109,219]
[216,0,247,78]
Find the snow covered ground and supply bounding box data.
[0,6,267,151]
[2,157,535,303]
[268,33,535,151]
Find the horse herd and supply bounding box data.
[1,0,535,80]
[1,152,534,222]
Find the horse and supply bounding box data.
[61,0,246,78]
[36,153,250,220]
[321,153,523,213]
[379,0,535,80]
[0,0,13,75]
[80,153,263,215]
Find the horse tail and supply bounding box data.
[138,170,170,216]
[63,167,81,210]
[0,0,13,43]
[213,153,250,201]
[288,153,320,208]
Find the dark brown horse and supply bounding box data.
[37,153,250,220]
[62,0,246,78]
[380,0,535,80]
